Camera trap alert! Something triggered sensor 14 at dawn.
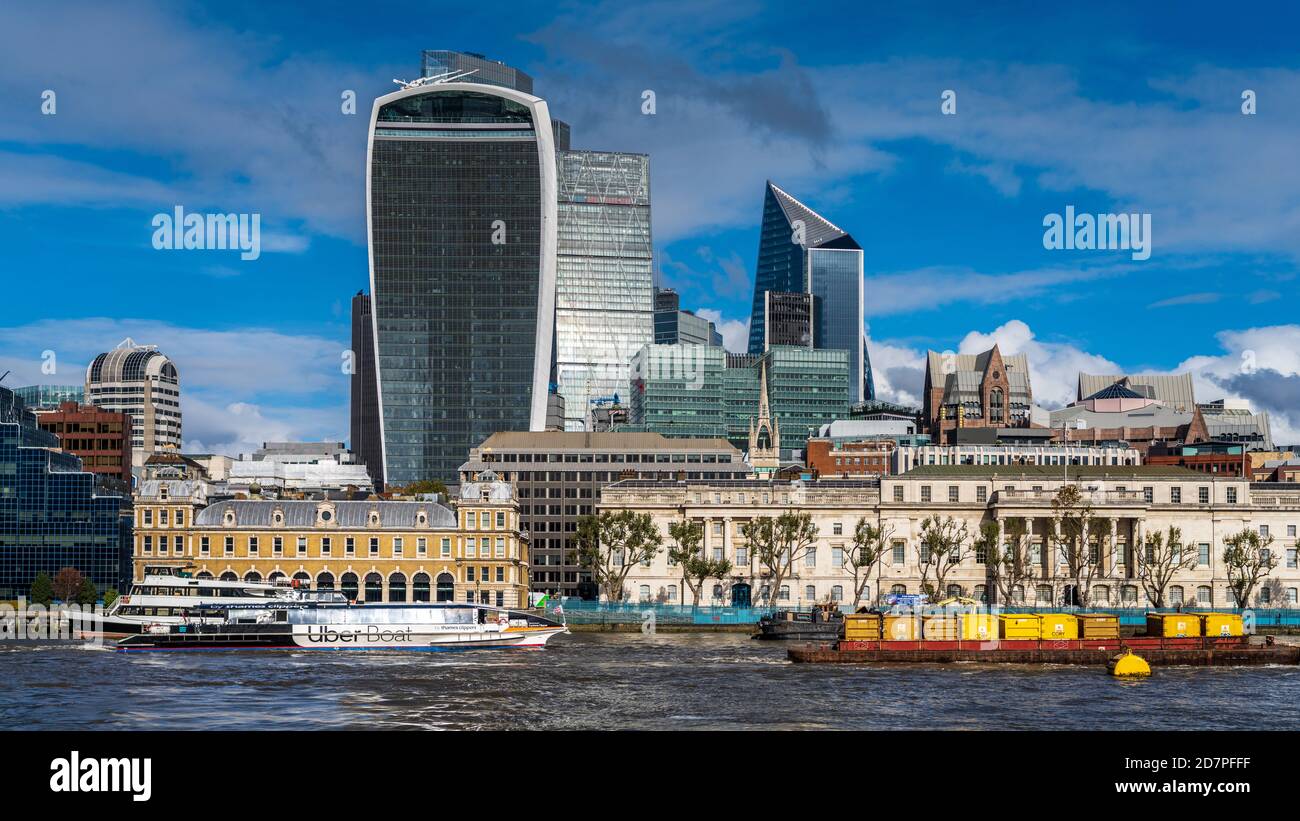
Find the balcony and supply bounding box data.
[993,488,1148,507]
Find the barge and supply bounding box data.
[788,636,1300,666]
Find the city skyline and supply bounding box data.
[2,1,1299,458]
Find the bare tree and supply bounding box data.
[975,519,1035,606]
[667,518,732,609]
[1223,529,1278,608]
[1136,526,1196,607]
[742,511,818,608]
[1051,484,1101,606]
[917,515,969,600]
[842,518,893,609]
[575,510,663,602]
[52,567,85,603]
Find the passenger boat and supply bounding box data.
[116,600,568,651]
[71,565,318,637]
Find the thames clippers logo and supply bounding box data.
[305,625,414,643]
[49,751,151,802]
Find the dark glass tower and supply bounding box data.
[748,181,874,403]
[0,386,126,598]
[368,83,557,484]
[349,292,383,488]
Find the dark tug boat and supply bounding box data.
[755,603,848,641]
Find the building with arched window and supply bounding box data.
[131,471,529,606]
[85,338,182,469]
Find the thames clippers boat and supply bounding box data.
[72,565,327,638]
[116,600,569,651]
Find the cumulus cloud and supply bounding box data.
[694,309,749,353]
[957,320,1120,409]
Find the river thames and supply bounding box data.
[4,633,1299,730]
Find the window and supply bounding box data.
[736,547,747,565]
[1260,587,1272,604]
[805,548,817,568]
[273,537,283,556]
[345,537,355,556]
[1288,549,1297,569]
[1143,487,1153,503]
[1289,525,1297,538]
[639,585,651,602]
[893,486,903,502]
[417,537,426,556]
[832,522,843,536]
[249,536,259,556]
[1288,588,1298,605]
[142,509,152,526]
[1198,543,1210,566]
[1170,486,1181,503]
[224,536,233,556]
[892,541,905,564]
[296,537,306,556]
[778,585,790,601]
[948,486,959,503]
[496,537,505,557]
[175,509,184,526]
[831,546,844,566]
[1197,585,1212,605]
[393,537,403,556]
[1169,585,1184,605]
[466,566,475,582]
[369,537,379,556]
[159,509,169,526]
[466,538,477,558]
[1199,486,1210,504]
[321,537,331,556]
[142,535,152,554]
[667,585,678,603]
[976,486,987,503]
[1260,524,1270,538]
[805,585,816,601]
[975,541,987,564]
[921,486,932,503]
[1227,487,1238,504]
[495,567,504,583]
[441,537,451,557]
[200,536,209,555]
[831,585,843,602]
[891,584,907,596]
[496,511,505,529]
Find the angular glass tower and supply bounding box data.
[555,150,654,430]
[748,181,874,403]
[367,83,557,484]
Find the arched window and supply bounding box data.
[316,572,335,591]
[340,572,359,601]
[1121,585,1139,606]
[388,573,407,603]
[1287,588,1297,605]
[973,584,986,603]
[220,571,237,582]
[831,585,843,602]
[946,584,962,598]
[364,572,383,602]
[1092,585,1110,605]
[1035,584,1052,605]
[435,572,455,602]
[1011,584,1025,604]
[989,387,1004,422]
[293,572,310,588]
[1197,585,1212,605]
[805,585,816,601]
[778,585,790,601]
[243,571,262,583]
[639,585,651,602]
[891,584,907,595]
[1169,585,1184,605]
[412,573,431,602]
[268,571,286,584]
[1260,587,1272,604]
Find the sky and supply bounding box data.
[1,0,1298,453]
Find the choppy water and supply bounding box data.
[2,633,1298,730]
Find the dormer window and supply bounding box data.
[272,509,284,526]
[316,504,335,526]
[223,509,236,527]
[416,511,428,527]
[368,511,380,527]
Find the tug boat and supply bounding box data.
[116,600,568,652]
[755,603,846,641]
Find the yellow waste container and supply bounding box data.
[1147,613,1201,638]
[922,615,958,640]
[998,614,1041,640]
[959,613,996,641]
[1035,613,1079,640]
[843,613,882,640]
[882,615,921,641]
[1192,612,1242,637]
[1077,613,1120,640]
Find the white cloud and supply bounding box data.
[958,320,1120,409]
[694,309,749,353]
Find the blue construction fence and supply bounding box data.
[551,598,1300,628]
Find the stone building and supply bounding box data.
[922,345,1038,444]
[131,470,530,607]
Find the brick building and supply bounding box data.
[36,401,132,484]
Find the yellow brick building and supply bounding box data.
[131,471,530,607]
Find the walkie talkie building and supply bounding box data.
[367,81,558,484]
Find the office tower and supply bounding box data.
[35,402,132,485]
[419,50,534,93]
[13,385,83,409]
[554,151,654,431]
[0,386,126,598]
[368,78,557,484]
[654,288,723,346]
[85,338,182,469]
[349,292,384,488]
[458,431,746,597]
[748,181,874,402]
[763,291,813,349]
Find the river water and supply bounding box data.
[3,633,1297,730]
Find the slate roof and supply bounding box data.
[194,500,456,529]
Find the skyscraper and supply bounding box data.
[654,288,723,347]
[367,79,558,484]
[554,150,654,431]
[748,181,874,403]
[349,291,383,488]
[763,291,813,349]
[85,338,182,469]
[419,50,534,94]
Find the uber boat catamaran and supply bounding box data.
[73,565,327,637]
[116,600,569,651]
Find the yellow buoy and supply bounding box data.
[1108,649,1151,678]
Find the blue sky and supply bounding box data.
[1,0,1298,452]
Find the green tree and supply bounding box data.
[1137,526,1195,608]
[403,479,449,497]
[1223,529,1278,608]
[843,518,891,608]
[29,572,54,606]
[667,518,732,608]
[917,515,969,600]
[52,567,85,603]
[102,589,119,608]
[575,510,663,602]
[76,578,99,606]
[741,511,818,608]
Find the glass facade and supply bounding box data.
[419,50,534,94]
[808,246,866,402]
[0,386,126,598]
[555,151,654,430]
[13,385,83,409]
[369,87,554,483]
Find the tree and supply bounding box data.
[917,515,969,600]
[76,578,99,606]
[1223,529,1278,608]
[1136,526,1195,608]
[575,510,663,602]
[52,567,85,603]
[666,519,732,608]
[102,589,119,608]
[1051,484,1103,606]
[842,518,892,609]
[29,572,54,607]
[978,518,1034,606]
[403,479,449,497]
[742,511,818,608]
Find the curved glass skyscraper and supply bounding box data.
[367,82,557,484]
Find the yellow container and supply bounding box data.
[922,615,958,640]
[843,613,881,640]
[1147,613,1201,638]
[1035,613,1079,640]
[882,615,921,641]
[999,614,1041,640]
[1077,614,1120,640]
[959,613,996,641]
[1192,612,1241,637]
